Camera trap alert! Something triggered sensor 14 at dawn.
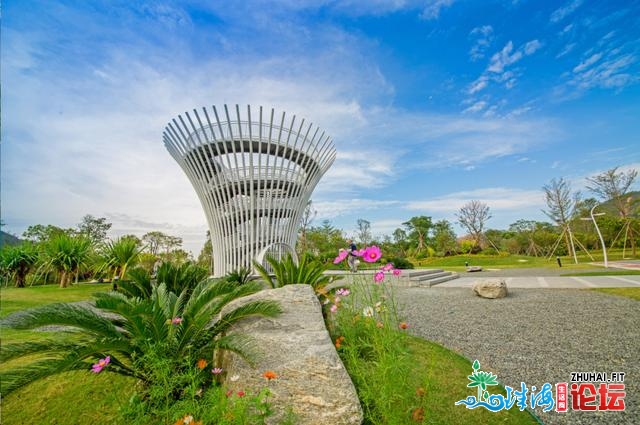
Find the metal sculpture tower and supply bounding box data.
[163,104,336,277]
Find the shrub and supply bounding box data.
[383,256,414,269]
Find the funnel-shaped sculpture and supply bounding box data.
[163,105,336,277]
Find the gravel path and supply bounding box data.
[395,287,639,425]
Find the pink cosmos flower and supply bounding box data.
[382,263,394,272]
[91,356,110,373]
[362,246,382,263]
[374,271,385,283]
[333,249,349,264]
[392,269,401,276]
[171,317,183,325]
[211,367,223,374]
[335,288,350,296]
[330,304,338,313]
[355,248,366,257]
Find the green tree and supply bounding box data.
[77,215,112,246]
[356,219,372,246]
[0,279,281,398]
[43,234,93,287]
[402,216,433,252]
[197,231,213,273]
[0,243,39,287]
[100,237,144,280]
[432,219,458,255]
[22,224,70,243]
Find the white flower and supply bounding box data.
[363,306,374,317]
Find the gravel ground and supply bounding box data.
[395,287,639,425]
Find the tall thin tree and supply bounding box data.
[456,201,491,250]
[586,166,638,256]
[543,178,580,263]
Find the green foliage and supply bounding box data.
[42,233,94,287]
[0,243,39,287]
[156,261,209,294]
[329,275,537,425]
[100,237,144,280]
[383,256,414,269]
[225,267,253,285]
[254,253,333,290]
[403,215,433,251]
[0,279,281,397]
[77,215,112,246]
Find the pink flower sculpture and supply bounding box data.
[333,249,348,264]
[91,356,110,373]
[362,246,382,263]
[374,271,385,283]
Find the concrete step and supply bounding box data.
[405,269,446,278]
[404,270,459,287]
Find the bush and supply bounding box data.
[383,256,414,269]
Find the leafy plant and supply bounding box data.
[0,243,39,287]
[42,233,94,287]
[0,279,281,397]
[99,237,144,280]
[225,267,253,285]
[253,253,333,290]
[156,261,209,294]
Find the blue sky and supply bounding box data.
[2,0,639,254]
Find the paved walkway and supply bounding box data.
[439,274,640,288]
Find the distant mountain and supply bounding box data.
[0,231,23,248]
[597,190,640,215]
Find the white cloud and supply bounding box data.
[556,43,576,58]
[462,100,487,114]
[573,53,603,73]
[419,0,456,20]
[550,0,584,23]
[524,40,543,55]
[469,25,494,61]
[405,188,545,212]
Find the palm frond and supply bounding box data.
[0,303,120,340]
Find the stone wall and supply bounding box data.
[221,284,363,424]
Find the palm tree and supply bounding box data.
[43,234,93,287]
[0,278,281,396]
[100,237,144,280]
[0,243,39,287]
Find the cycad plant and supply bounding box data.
[0,278,281,399]
[254,253,333,291]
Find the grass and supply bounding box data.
[0,282,111,317]
[0,283,135,425]
[590,287,640,301]
[410,249,637,271]
[328,278,539,424]
[562,270,640,276]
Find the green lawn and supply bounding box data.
[0,283,135,425]
[412,250,637,271]
[590,287,640,301]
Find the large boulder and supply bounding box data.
[472,278,508,299]
[221,284,362,425]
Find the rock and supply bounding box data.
[466,266,483,272]
[472,279,508,299]
[221,285,363,425]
